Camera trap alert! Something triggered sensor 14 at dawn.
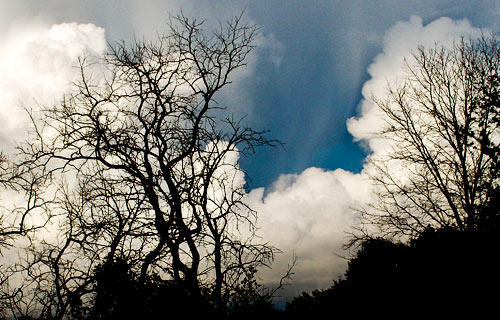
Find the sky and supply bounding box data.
[1,0,500,300]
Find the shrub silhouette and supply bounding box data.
[286,227,500,317]
[87,259,213,319]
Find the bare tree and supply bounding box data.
[357,34,500,241]
[0,151,52,318]
[7,12,277,317]
[0,151,50,249]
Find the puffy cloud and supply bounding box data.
[252,15,485,298]
[0,22,106,152]
[247,167,370,297]
[0,1,284,154]
[0,4,492,303]
[347,16,481,154]
[0,22,106,263]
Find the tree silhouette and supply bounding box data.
[87,258,214,320]
[286,227,500,317]
[357,34,500,240]
[3,12,278,318]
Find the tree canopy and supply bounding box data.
[357,34,500,240]
[0,13,278,319]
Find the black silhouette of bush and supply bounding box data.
[285,227,500,317]
[86,259,214,320]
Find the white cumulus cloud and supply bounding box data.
[248,167,370,297]
[0,21,107,265]
[252,15,485,298]
[0,22,106,153]
[347,15,481,154]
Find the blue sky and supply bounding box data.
[2,1,499,188]
[1,0,499,299]
[232,0,500,187]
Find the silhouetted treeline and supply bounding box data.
[285,227,500,318]
[11,226,497,320]
[53,259,280,320]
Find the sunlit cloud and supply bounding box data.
[347,15,481,155]
[0,22,106,152]
[247,167,369,297]
[252,15,485,297]
[0,1,495,303]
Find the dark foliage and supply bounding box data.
[285,227,500,318]
[81,259,214,319]
[225,267,283,320]
[477,188,500,231]
[66,259,280,320]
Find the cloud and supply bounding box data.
[0,1,285,147]
[251,15,485,298]
[0,3,492,303]
[347,15,481,154]
[247,167,370,297]
[0,21,106,265]
[0,22,106,153]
